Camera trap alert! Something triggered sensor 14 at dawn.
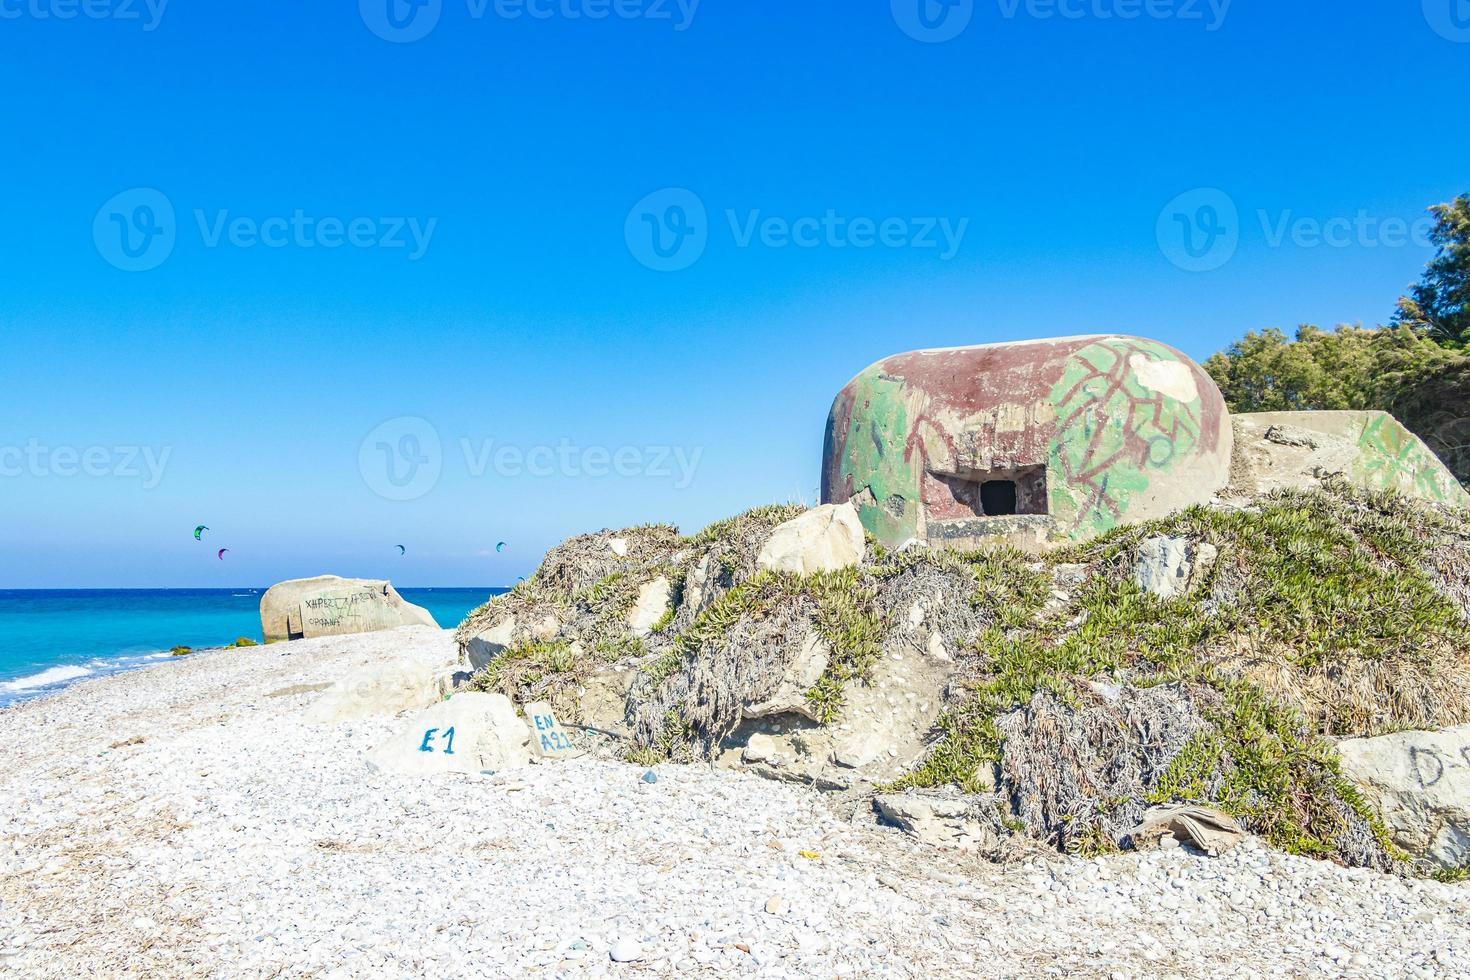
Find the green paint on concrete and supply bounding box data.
[838,368,918,545]
[1048,338,1203,538]
[1357,414,1470,507]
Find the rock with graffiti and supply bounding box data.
[821,334,1235,550]
[1338,724,1470,870]
[1231,410,1470,509]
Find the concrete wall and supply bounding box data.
[821,335,1234,550]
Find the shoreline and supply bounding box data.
[2,626,1468,977]
[0,586,502,710]
[0,648,181,709]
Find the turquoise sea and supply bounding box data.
[0,588,504,708]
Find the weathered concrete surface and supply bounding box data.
[260,575,437,643]
[1230,410,1470,508]
[1338,724,1470,869]
[822,335,1233,550]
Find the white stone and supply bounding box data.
[743,633,830,722]
[609,937,642,962]
[306,662,454,724]
[743,733,778,765]
[1132,537,1209,600]
[874,795,995,850]
[368,692,531,776]
[608,538,629,558]
[626,577,672,637]
[523,700,581,760]
[530,616,560,642]
[833,735,884,770]
[463,616,517,673]
[1338,724,1470,868]
[925,632,951,663]
[756,503,866,576]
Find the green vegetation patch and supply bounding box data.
[890,482,1469,863]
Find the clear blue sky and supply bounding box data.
[1,1,1466,587]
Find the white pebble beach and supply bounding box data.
[2,626,1468,979]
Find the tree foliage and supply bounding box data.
[1395,194,1470,345]
[1204,325,1470,485]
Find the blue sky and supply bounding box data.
[1,1,1466,587]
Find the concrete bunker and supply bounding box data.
[821,334,1235,551]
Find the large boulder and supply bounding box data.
[1230,410,1470,508]
[368,692,531,776]
[757,503,866,576]
[260,575,437,643]
[1338,724,1470,869]
[307,631,467,725]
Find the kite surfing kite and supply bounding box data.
[217,549,229,561]
[194,525,209,541]
[396,545,407,556]
[496,541,507,553]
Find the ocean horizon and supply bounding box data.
[0,587,504,708]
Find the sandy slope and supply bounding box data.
[2,627,1468,979]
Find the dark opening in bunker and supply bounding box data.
[927,464,1050,521]
[980,480,1018,516]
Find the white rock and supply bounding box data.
[523,700,582,760]
[626,577,672,637]
[609,937,642,962]
[926,632,951,663]
[833,734,884,769]
[742,633,829,722]
[463,616,516,673]
[757,503,866,576]
[306,660,457,724]
[608,538,629,558]
[743,733,779,765]
[261,575,438,643]
[1338,724,1470,868]
[368,692,531,776]
[530,616,560,642]
[874,795,996,850]
[1132,537,1215,600]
